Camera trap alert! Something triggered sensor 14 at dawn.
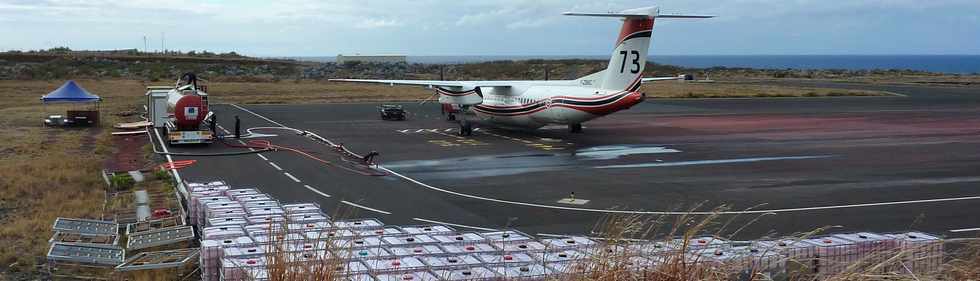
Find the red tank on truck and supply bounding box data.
[165,73,215,145]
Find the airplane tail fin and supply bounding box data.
[565,7,713,91]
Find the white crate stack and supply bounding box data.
[189,181,945,281]
[887,232,944,274]
[834,232,900,272]
[202,236,254,281]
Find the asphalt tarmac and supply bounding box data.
[166,81,980,239]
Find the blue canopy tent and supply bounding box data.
[41,80,102,126]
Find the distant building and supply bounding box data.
[336,54,407,64]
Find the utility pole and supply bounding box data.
[160,32,166,54]
[143,36,147,53]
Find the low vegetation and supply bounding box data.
[0,80,144,276]
[641,81,891,99]
[4,51,977,85]
[208,80,431,105]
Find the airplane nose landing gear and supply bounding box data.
[459,123,473,136]
[569,123,583,133]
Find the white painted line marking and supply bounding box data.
[283,172,301,183]
[268,162,283,171]
[218,125,230,134]
[341,201,392,215]
[150,129,187,198]
[257,154,269,161]
[412,218,497,231]
[380,166,980,215]
[557,198,590,205]
[230,104,287,127]
[950,227,980,233]
[248,148,256,152]
[304,185,331,198]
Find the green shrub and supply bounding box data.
[153,169,171,181]
[109,173,135,189]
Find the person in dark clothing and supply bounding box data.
[210,114,217,136]
[234,115,241,139]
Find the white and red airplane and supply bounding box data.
[332,6,713,135]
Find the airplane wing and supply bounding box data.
[329,79,512,88]
[641,76,685,83]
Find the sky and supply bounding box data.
[0,0,978,57]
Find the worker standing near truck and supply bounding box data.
[234,115,241,139]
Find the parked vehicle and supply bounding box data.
[380,104,406,121]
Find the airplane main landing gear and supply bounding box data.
[569,123,583,133]
[458,123,473,136]
[458,105,473,136]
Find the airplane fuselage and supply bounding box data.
[468,80,645,129]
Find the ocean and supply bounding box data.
[298,55,980,74]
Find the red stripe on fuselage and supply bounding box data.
[475,91,644,118]
[551,91,645,116]
[478,76,642,110]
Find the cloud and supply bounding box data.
[355,18,401,29]
[0,0,977,55]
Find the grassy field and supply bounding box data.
[206,80,432,104]
[641,81,892,99]
[0,79,146,275]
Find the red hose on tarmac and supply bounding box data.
[159,160,197,170]
[221,138,386,176]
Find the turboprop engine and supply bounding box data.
[436,86,483,106]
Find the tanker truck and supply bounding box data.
[163,73,215,145]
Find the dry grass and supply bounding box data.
[641,81,892,99]
[553,207,976,281]
[206,80,431,105]
[0,79,146,274]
